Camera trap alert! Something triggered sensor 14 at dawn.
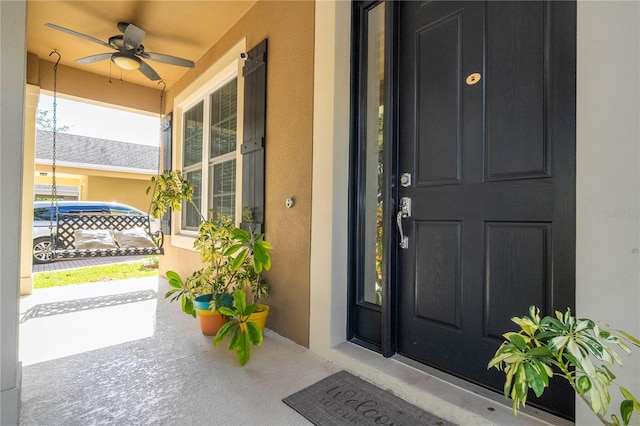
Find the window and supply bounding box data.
[208,80,237,219]
[172,39,245,250]
[348,1,388,351]
[352,1,386,307]
[182,101,204,230]
[171,39,246,250]
[181,77,239,231]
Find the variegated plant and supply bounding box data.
[488,306,640,426]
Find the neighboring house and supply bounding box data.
[34,129,159,212]
[1,2,638,425]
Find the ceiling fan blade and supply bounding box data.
[45,23,113,50]
[142,52,195,68]
[75,53,113,64]
[138,59,161,81]
[123,23,145,51]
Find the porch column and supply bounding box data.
[1,1,27,424]
[309,0,351,352]
[21,84,39,295]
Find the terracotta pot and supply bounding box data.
[196,309,229,336]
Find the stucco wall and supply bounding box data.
[85,175,155,213]
[34,59,160,114]
[162,1,315,346]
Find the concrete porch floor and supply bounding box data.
[19,274,571,425]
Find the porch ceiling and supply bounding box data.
[26,1,257,90]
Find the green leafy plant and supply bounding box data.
[225,209,273,303]
[488,306,640,425]
[146,170,201,221]
[213,289,263,366]
[164,270,198,317]
[148,170,273,358]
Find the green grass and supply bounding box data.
[34,261,159,289]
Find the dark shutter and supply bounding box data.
[161,112,172,233]
[241,39,267,233]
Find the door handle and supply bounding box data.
[397,196,411,249]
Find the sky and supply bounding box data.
[38,95,160,147]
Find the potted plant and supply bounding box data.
[214,289,264,366]
[148,170,273,348]
[488,305,640,426]
[164,268,230,335]
[225,217,272,331]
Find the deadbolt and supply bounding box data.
[400,173,411,188]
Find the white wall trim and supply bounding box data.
[1,1,26,423]
[575,1,640,423]
[309,0,351,353]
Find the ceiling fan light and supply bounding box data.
[111,53,141,70]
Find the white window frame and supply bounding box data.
[172,39,246,251]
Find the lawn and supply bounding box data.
[34,260,159,289]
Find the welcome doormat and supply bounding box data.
[283,371,455,426]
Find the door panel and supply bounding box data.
[485,2,549,180]
[415,11,463,186]
[484,222,551,339]
[414,221,462,329]
[397,1,575,419]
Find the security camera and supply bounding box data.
[240,52,248,60]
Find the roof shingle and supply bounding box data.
[36,130,160,172]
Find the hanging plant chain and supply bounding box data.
[48,51,61,236]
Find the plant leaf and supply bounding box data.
[577,376,592,394]
[528,346,552,357]
[233,289,247,313]
[524,362,545,397]
[549,335,569,351]
[213,321,236,347]
[615,330,640,347]
[244,303,258,317]
[166,270,181,282]
[619,386,640,412]
[620,400,634,425]
[218,306,236,317]
[224,243,243,256]
[508,334,527,351]
[247,321,263,346]
[182,297,195,318]
[235,329,250,365]
[231,249,248,271]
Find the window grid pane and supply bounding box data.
[210,79,237,158]
[183,101,204,167]
[209,160,236,220]
[182,170,202,230]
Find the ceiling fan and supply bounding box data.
[45,22,195,81]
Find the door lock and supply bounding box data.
[397,196,411,249]
[400,173,411,188]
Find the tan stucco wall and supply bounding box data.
[33,164,155,211]
[33,58,161,114]
[85,175,154,213]
[158,236,207,283]
[163,1,315,346]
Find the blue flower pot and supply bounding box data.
[194,293,233,311]
[193,294,213,311]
